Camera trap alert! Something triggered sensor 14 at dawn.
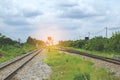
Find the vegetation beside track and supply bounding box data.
[58,32,120,58]
[0,44,37,63]
[44,48,119,80]
[60,47,119,58]
[0,33,45,63]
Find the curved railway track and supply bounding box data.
[0,49,43,80]
[60,49,120,65]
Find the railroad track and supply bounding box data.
[60,49,120,65]
[0,49,43,80]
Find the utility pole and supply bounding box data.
[88,32,90,38]
[105,27,108,38]
[79,35,81,40]
[18,38,21,47]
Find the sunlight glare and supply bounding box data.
[33,25,63,44]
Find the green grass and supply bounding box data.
[0,44,37,63]
[44,49,119,80]
[62,47,120,58]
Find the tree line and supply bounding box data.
[0,34,18,47]
[59,32,120,52]
[0,33,45,47]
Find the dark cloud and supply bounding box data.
[2,15,31,26]
[4,19,30,26]
[61,26,81,31]
[59,9,101,19]
[58,3,78,7]
[22,10,43,18]
[1,9,43,26]
[0,0,43,26]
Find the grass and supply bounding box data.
[62,47,120,58]
[44,48,119,80]
[0,44,37,63]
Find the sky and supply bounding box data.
[0,0,120,43]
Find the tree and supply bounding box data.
[109,32,120,52]
[26,36,45,46]
[0,34,18,47]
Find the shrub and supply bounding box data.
[74,73,90,80]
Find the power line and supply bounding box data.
[91,28,105,35]
[78,26,120,40]
[108,27,120,30]
[89,26,120,38]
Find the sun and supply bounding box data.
[33,26,63,44]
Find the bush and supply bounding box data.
[83,37,107,51]
[109,32,120,52]
[59,32,120,53]
[74,73,90,80]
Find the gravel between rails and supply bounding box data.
[60,51,120,77]
[11,49,52,80]
[0,50,40,80]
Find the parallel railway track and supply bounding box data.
[0,49,43,80]
[60,49,120,65]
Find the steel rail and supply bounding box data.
[4,49,43,80]
[60,49,120,65]
[0,49,38,70]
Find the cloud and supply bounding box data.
[4,18,30,26]
[60,10,97,19]
[23,10,42,18]
[57,1,78,8]
[59,4,102,19]
[59,3,77,7]
[61,26,81,30]
[0,0,43,26]
[1,9,42,26]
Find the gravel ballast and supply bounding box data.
[12,49,52,80]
